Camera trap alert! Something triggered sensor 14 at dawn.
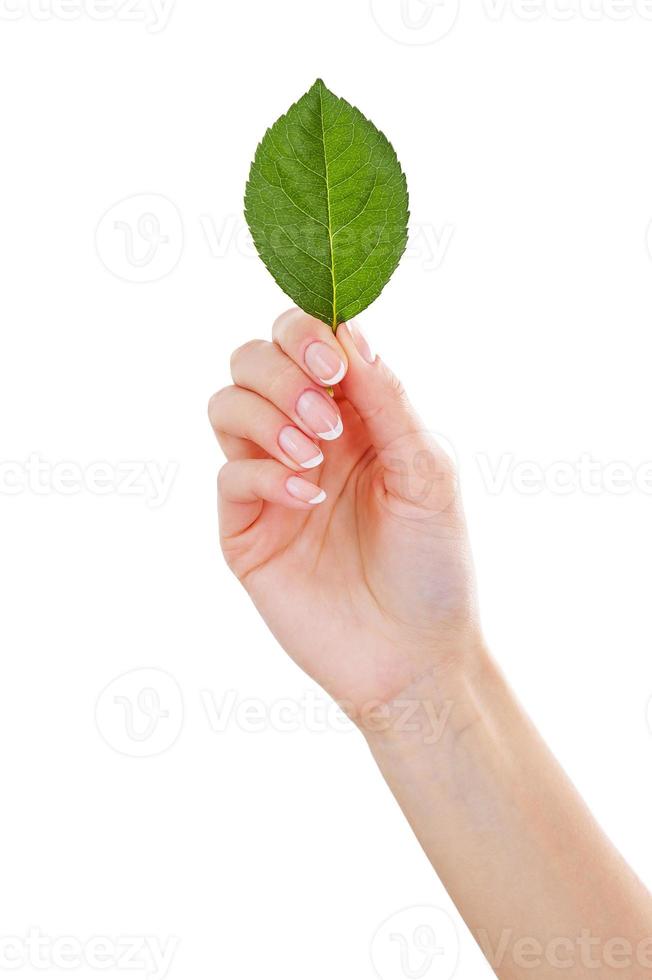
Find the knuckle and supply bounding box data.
[267,356,298,401]
[229,339,265,378]
[207,385,236,427]
[252,457,272,488]
[271,313,291,346]
[382,363,407,401]
[216,461,231,495]
[272,308,324,347]
[377,364,412,416]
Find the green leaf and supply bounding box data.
[244,79,409,330]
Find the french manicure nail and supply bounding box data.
[278,426,324,469]
[296,390,343,441]
[347,319,375,364]
[286,476,327,504]
[304,341,346,385]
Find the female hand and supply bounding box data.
[210,310,652,973]
[209,307,482,720]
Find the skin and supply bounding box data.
[209,307,652,978]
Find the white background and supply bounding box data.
[2,0,652,977]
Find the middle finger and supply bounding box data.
[230,340,343,442]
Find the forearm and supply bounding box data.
[364,649,652,978]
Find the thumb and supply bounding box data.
[336,319,420,452]
[336,320,457,514]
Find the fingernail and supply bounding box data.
[286,476,327,505]
[296,390,343,441]
[304,341,346,385]
[278,426,324,469]
[347,320,375,364]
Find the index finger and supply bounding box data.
[272,308,349,388]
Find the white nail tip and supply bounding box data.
[308,489,327,505]
[319,362,346,386]
[316,416,343,441]
[301,452,324,469]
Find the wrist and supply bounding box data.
[359,636,494,756]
